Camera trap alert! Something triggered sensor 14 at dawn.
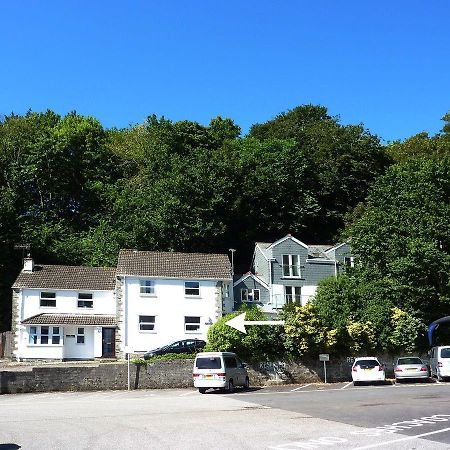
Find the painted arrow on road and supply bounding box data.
[225,312,285,334]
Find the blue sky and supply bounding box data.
[2,1,450,142]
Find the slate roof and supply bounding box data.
[21,314,117,326]
[117,249,232,280]
[12,265,116,290]
[307,245,333,259]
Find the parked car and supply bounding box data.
[143,339,206,360]
[193,351,249,394]
[429,346,450,381]
[394,356,429,382]
[351,357,386,386]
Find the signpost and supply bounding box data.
[319,353,329,383]
[124,346,131,390]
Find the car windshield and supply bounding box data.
[440,348,450,358]
[397,357,422,365]
[355,360,379,369]
[196,357,222,369]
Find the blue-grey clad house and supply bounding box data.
[233,235,353,314]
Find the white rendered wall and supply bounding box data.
[122,277,223,353]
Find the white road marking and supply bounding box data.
[353,426,450,449]
[291,384,312,391]
[341,382,352,390]
[179,390,197,396]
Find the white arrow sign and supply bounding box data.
[225,312,285,334]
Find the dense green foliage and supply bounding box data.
[1,105,449,358]
[205,307,285,362]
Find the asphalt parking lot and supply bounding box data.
[1,381,450,449]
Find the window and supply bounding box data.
[241,289,260,302]
[344,256,355,268]
[40,291,56,307]
[224,356,237,368]
[140,280,155,295]
[28,326,61,345]
[185,316,201,332]
[139,315,156,331]
[282,255,300,277]
[76,327,85,344]
[285,286,301,304]
[78,293,93,308]
[29,326,37,345]
[224,283,230,297]
[185,281,200,296]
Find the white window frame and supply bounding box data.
[77,292,93,308]
[344,256,355,268]
[282,254,301,278]
[76,327,85,344]
[139,279,155,296]
[139,315,156,332]
[184,281,200,297]
[28,326,61,346]
[284,286,301,304]
[241,289,260,303]
[40,291,56,308]
[184,316,201,333]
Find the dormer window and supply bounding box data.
[282,255,301,278]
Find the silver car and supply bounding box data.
[394,356,429,382]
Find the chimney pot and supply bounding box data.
[23,257,34,272]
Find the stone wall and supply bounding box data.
[0,355,408,394]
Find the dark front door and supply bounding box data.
[102,328,115,358]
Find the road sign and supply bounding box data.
[319,354,329,362]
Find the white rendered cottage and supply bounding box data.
[12,258,117,361]
[115,250,233,357]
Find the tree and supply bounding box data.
[205,307,285,362]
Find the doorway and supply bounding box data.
[102,328,116,358]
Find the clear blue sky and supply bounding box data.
[2,1,450,142]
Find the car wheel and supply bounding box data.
[198,388,207,394]
[243,376,250,390]
[228,379,235,393]
[438,373,443,382]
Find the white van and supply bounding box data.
[429,346,450,381]
[193,352,249,394]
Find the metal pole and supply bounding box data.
[127,352,130,391]
[323,360,327,384]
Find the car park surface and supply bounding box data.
[1,381,450,449]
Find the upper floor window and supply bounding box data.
[282,255,301,277]
[78,293,93,308]
[224,283,230,297]
[140,280,155,296]
[344,256,355,268]
[40,291,56,307]
[285,286,301,304]
[241,289,260,303]
[185,281,200,296]
[139,315,156,331]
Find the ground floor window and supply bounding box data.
[28,326,61,345]
[241,289,260,302]
[285,286,301,304]
[185,316,201,332]
[139,315,156,331]
[76,327,85,344]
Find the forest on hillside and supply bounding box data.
[1,105,449,352]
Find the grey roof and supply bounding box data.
[12,265,116,290]
[22,314,117,326]
[307,245,333,259]
[117,249,232,280]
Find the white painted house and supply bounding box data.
[11,251,233,361]
[115,250,233,356]
[12,259,117,361]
